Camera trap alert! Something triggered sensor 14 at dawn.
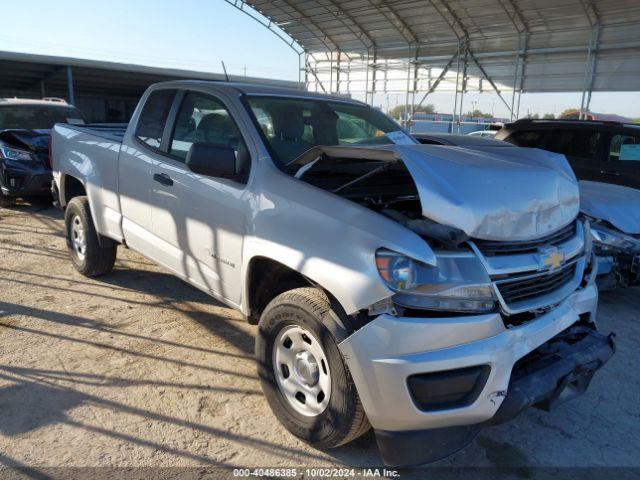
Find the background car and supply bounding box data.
[416,130,640,290]
[495,118,640,190]
[468,130,497,138]
[0,98,86,207]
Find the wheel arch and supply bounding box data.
[243,256,353,340]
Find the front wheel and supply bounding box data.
[64,196,117,277]
[256,287,370,448]
[0,190,16,208]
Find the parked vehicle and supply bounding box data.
[495,118,640,190]
[51,81,614,467]
[0,98,85,207]
[580,181,640,289]
[413,132,509,147]
[468,130,497,138]
[496,119,640,288]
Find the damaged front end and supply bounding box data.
[0,129,52,198]
[290,145,614,467]
[579,181,640,290]
[590,221,640,289]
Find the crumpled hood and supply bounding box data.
[0,129,51,152]
[580,180,640,235]
[391,144,580,241]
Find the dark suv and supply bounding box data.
[497,119,640,289]
[495,119,640,190]
[0,98,86,207]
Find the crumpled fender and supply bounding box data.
[240,164,435,316]
[579,180,640,235]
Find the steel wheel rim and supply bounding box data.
[71,215,86,261]
[273,325,331,417]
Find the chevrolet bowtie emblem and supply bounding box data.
[542,248,565,270]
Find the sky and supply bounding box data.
[1,0,638,119]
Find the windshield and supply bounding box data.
[0,105,85,130]
[246,96,413,166]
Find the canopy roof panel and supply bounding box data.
[244,0,640,93]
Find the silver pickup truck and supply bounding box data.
[51,81,614,467]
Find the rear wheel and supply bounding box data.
[64,196,117,277]
[256,287,370,448]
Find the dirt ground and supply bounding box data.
[0,202,639,478]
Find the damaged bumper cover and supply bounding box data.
[579,181,640,289]
[590,223,640,289]
[339,284,614,467]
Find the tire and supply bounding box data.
[64,196,117,277]
[0,191,16,208]
[256,287,370,448]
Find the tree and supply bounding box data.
[467,109,492,119]
[542,113,556,119]
[559,108,581,119]
[388,103,435,118]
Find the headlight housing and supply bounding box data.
[0,145,34,162]
[375,248,496,313]
[591,223,640,253]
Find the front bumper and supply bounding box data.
[339,283,613,466]
[0,160,52,197]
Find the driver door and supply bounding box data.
[149,90,250,306]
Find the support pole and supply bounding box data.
[411,51,419,127]
[364,50,371,104]
[372,48,378,100]
[510,35,522,121]
[452,42,461,133]
[336,51,341,93]
[329,52,334,93]
[579,28,597,120]
[304,52,309,90]
[66,66,75,105]
[458,46,468,133]
[405,50,412,128]
[584,25,601,115]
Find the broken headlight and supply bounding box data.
[0,145,33,162]
[375,249,496,313]
[591,223,640,253]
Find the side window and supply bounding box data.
[135,89,176,149]
[548,131,601,162]
[170,92,243,160]
[610,134,640,162]
[508,130,542,147]
[512,130,600,162]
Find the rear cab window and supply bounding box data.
[134,89,176,150]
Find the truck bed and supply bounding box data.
[60,123,128,142]
[52,122,128,243]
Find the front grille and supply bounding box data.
[496,263,577,305]
[475,222,577,256]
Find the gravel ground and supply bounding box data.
[0,202,638,478]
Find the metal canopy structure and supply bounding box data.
[0,50,299,121]
[232,0,640,118]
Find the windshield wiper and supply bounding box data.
[332,162,394,194]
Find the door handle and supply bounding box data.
[153,173,174,186]
[599,170,621,176]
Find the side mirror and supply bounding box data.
[185,143,236,178]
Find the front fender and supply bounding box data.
[240,168,435,316]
